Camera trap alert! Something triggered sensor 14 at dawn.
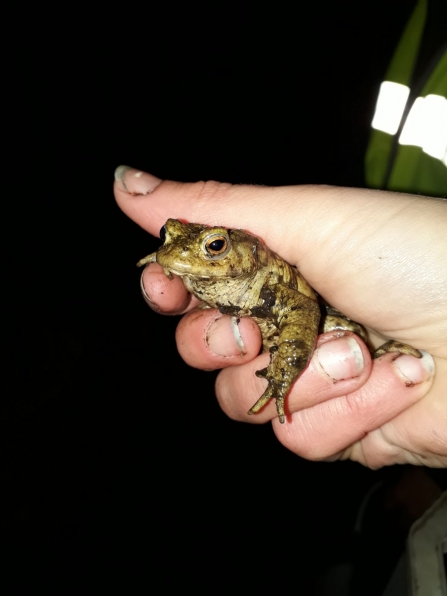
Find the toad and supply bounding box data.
[137,219,422,422]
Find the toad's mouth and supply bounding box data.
[163,266,211,280]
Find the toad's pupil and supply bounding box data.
[209,239,225,252]
[160,226,166,242]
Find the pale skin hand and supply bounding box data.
[114,166,447,468]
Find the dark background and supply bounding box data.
[4,2,445,593]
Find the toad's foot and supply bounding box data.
[373,340,422,359]
[249,337,315,423]
[136,253,157,267]
[249,371,286,423]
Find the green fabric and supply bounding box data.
[420,48,447,96]
[388,141,447,196]
[365,0,447,197]
[387,50,447,195]
[382,0,427,86]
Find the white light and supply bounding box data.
[399,97,425,146]
[399,94,447,162]
[371,81,410,135]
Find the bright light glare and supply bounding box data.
[371,81,410,135]
[399,94,447,163]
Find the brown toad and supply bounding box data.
[137,219,422,423]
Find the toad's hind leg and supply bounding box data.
[248,291,320,423]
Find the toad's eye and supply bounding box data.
[203,233,231,259]
[160,225,166,242]
[205,236,227,255]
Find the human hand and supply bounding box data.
[114,166,447,468]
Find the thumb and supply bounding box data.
[114,165,352,273]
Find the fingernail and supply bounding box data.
[139,271,161,311]
[393,350,434,385]
[206,316,247,357]
[114,165,162,194]
[315,336,364,381]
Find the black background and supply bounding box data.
[4,2,445,594]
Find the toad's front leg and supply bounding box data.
[136,253,175,279]
[248,289,320,423]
